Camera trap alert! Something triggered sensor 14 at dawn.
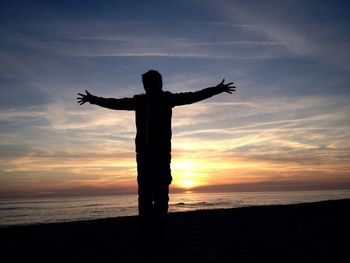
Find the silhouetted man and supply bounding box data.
[77,70,235,237]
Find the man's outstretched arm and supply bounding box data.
[77,90,136,111]
[170,79,236,107]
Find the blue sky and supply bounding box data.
[1,0,350,197]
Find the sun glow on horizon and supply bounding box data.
[179,179,195,189]
[172,161,206,189]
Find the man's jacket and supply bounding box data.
[90,86,223,159]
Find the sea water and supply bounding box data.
[1,190,350,226]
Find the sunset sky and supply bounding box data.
[1,0,350,198]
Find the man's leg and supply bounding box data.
[138,182,153,217]
[137,155,154,238]
[153,163,172,235]
[153,182,169,225]
[138,180,155,242]
[152,182,168,241]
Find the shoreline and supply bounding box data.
[0,197,348,227]
[1,199,349,262]
[2,192,350,227]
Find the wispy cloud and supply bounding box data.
[2,19,292,60]
[172,95,350,173]
[216,0,350,69]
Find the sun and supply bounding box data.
[180,179,195,189]
[172,161,203,189]
[176,172,197,189]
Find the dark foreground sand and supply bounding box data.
[1,199,349,263]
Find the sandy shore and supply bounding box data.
[1,199,349,262]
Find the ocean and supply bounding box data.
[1,190,350,227]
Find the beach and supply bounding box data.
[1,199,349,263]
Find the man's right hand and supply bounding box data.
[77,90,95,105]
[216,79,236,94]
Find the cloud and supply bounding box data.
[216,0,350,69]
[1,18,294,60]
[171,95,350,176]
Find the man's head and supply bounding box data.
[142,70,163,94]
